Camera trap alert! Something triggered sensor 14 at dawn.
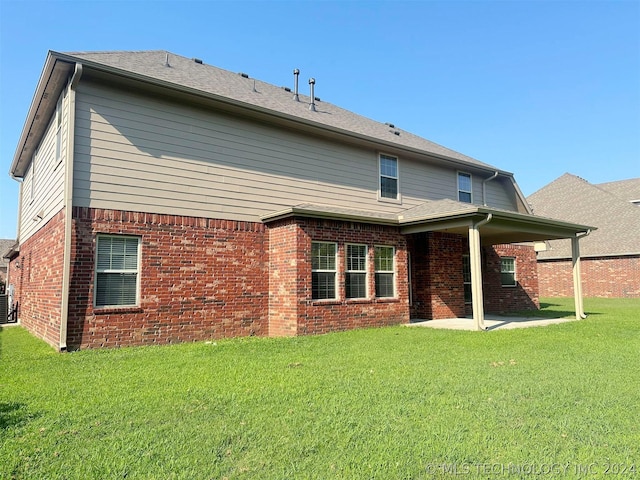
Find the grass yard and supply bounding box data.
[1,297,638,479]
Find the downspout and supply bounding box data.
[9,182,24,321]
[469,213,493,331]
[572,229,591,320]
[482,171,499,206]
[59,63,82,352]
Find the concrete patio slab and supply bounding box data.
[407,315,577,331]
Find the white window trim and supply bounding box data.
[378,153,402,204]
[311,241,338,300]
[345,243,368,299]
[457,171,473,203]
[374,245,396,298]
[31,152,36,203]
[500,256,517,287]
[55,92,64,168]
[94,234,142,308]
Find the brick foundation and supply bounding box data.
[538,255,640,298]
[8,209,65,348]
[67,208,268,349]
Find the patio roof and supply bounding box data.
[261,200,594,245]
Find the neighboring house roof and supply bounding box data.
[527,173,640,259]
[0,239,17,269]
[597,177,640,204]
[11,50,508,179]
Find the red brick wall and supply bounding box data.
[267,219,304,336]
[9,210,65,348]
[67,207,267,349]
[483,244,540,313]
[538,255,640,298]
[408,232,466,319]
[267,218,410,335]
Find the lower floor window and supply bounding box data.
[312,242,337,300]
[375,246,395,298]
[500,256,516,287]
[462,255,472,303]
[346,244,367,299]
[95,235,140,307]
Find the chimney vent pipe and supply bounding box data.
[293,69,300,101]
[309,78,316,111]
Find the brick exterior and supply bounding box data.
[10,207,543,350]
[8,210,65,348]
[408,232,466,319]
[538,255,640,298]
[483,244,540,313]
[67,208,268,349]
[268,218,410,335]
[408,235,539,319]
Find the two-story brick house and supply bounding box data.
[8,50,592,350]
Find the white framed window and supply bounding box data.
[31,154,36,202]
[55,92,63,165]
[346,244,367,299]
[379,153,399,200]
[312,241,337,300]
[458,172,472,203]
[374,245,395,298]
[95,235,141,307]
[500,257,516,287]
[462,255,472,303]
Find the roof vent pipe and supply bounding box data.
[293,69,300,101]
[165,53,170,67]
[309,78,316,111]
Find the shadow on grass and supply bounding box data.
[0,402,39,430]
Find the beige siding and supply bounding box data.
[484,177,519,210]
[19,89,67,242]
[73,81,520,220]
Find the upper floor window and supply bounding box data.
[346,244,367,299]
[500,257,516,287]
[27,153,36,204]
[374,246,395,298]
[312,241,337,300]
[95,235,141,307]
[458,172,472,203]
[55,92,64,166]
[379,154,398,199]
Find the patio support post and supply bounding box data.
[469,214,492,331]
[571,233,588,320]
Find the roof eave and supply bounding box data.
[260,206,398,226]
[51,51,512,177]
[10,51,76,178]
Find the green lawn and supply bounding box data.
[1,298,638,479]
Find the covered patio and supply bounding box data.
[399,200,595,330]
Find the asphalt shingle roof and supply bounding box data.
[0,239,16,268]
[527,173,640,259]
[597,178,640,203]
[64,50,497,171]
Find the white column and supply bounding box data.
[571,236,585,320]
[468,224,485,331]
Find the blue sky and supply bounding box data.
[1,0,638,239]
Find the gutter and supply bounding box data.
[59,62,83,352]
[482,171,499,206]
